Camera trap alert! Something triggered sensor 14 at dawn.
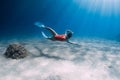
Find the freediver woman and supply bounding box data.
[35,22,80,45]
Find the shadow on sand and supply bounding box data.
[31,46,65,60]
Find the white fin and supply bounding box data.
[34,22,45,28]
[41,31,48,38]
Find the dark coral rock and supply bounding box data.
[4,43,28,59]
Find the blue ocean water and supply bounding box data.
[0,0,120,40]
[1,1,120,80]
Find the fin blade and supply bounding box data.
[41,32,48,38]
[34,22,45,28]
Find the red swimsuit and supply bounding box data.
[54,34,66,41]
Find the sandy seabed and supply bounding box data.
[0,38,120,80]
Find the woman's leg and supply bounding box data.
[42,27,58,36]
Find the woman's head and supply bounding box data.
[66,30,73,39]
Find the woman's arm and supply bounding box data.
[66,40,81,46]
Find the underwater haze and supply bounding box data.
[1,0,120,80]
[0,0,120,40]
